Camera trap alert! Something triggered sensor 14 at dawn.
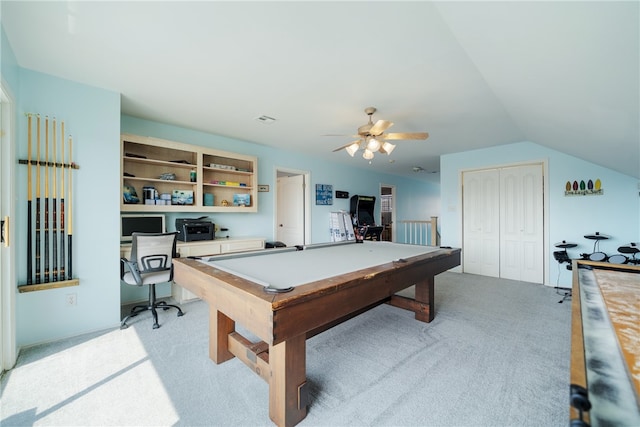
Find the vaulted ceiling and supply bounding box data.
[3,1,638,182]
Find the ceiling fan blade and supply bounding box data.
[369,119,393,136]
[382,132,429,140]
[332,140,361,152]
[323,134,361,138]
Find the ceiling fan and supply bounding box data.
[331,107,429,160]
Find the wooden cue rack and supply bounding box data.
[18,113,80,292]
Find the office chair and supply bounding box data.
[120,232,184,329]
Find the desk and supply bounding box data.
[570,260,640,426]
[173,241,460,427]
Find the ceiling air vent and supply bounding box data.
[255,115,276,124]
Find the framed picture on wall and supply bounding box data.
[316,184,333,205]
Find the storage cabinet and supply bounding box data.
[219,238,265,255]
[171,238,265,303]
[121,134,257,212]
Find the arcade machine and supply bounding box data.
[350,195,383,241]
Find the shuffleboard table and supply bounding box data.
[173,240,460,427]
[570,260,640,426]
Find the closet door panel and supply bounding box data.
[500,168,524,281]
[463,169,500,277]
[518,165,544,283]
[499,165,544,283]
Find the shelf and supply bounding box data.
[124,176,194,186]
[18,278,80,293]
[203,183,252,189]
[202,167,253,175]
[124,156,195,169]
[121,204,255,213]
[121,133,258,213]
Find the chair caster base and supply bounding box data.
[120,296,184,330]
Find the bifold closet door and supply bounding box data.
[462,169,500,277]
[499,165,543,283]
[463,164,544,283]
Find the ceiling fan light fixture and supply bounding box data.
[346,142,360,157]
[381,142,396,155]
[329,106,429,162]
[363,149,374,160]
[367,137,381,152]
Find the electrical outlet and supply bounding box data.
[66,293,77,306]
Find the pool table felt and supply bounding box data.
[198,241,441,290]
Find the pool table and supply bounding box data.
[173,241,461,427]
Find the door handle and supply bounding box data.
[1,216,8,247]
[279,224,283,227]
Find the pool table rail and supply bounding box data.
[174,248,460,346]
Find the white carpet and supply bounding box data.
[0,272,571,426]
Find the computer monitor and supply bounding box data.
[120,214,166,243]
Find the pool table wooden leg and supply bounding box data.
[414,275,435,322]
[269,334,308,427]
[209,306,235,363]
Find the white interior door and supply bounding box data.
[463,169,500,277]
[276,174,305,246]
[1,85,17,371]
[499,165,544,282]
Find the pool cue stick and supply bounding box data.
[67,135,73,280]
[35,115,41,284]
[27,114,33,285]
[59,122,66,280]
[52,118,58,281]
[44,116,50,283]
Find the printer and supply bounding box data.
[175,218,215,242]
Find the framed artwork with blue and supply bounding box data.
[315,184,333,205]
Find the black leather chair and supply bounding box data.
[120,232,184,329]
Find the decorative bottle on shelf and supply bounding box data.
[190,170,196,182]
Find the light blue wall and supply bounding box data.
[14,69,121,347]
[441,141,640,287]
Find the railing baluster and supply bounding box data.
[400,217,438,246]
